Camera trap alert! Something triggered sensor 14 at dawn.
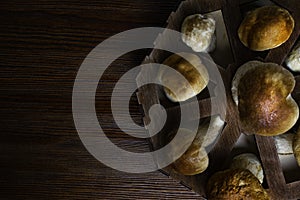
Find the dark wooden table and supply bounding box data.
[0,0,205,199]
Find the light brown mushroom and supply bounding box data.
[159,52,209,102]
[172,143,208,176]
[166,128,209,175]
[232,60,299,136]
[238,5,294,51]
[230,153,264,184]
[206,168,270,200]
[181,14,216,52]
[166,116,224,175]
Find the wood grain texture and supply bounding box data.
[0,0,206,199]
[255,135,287,198]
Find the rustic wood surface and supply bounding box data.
[0,0,209,199]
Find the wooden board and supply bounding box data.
[136,0,300,199]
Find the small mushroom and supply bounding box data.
[285,41,300,72]
[231,60,299,136]
[172,143,209,176]
[230,153,264,184]
[181,14,216,52]
[166,128,209,175]
[293,128,300,167]
[206,168,270,200]
[159,52,209,102]
[238,6,294,51]
[274,133,295,155]
[166,116,224,175]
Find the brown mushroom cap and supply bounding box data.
[232,61,299,136]
[166,128,209,175]
[238,5,294,51]
[293,128,300,167]
[172,144,208,175]
[159,53,209,102]
[207,168,270,200]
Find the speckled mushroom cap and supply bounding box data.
[159,52,209,102]
[207,168,270,200]
[181,14,216,52]
[293,128,300,167]
[238,5,294,51]
[232,61,299,136]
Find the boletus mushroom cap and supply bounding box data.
[232,61,299,136]
[172,144,208,176]
[159,52,209,102]
[207,168,270,200]
[165,116,224,176]
[238,5,294,51]
[165,128,209,175]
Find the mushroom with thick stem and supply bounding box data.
[166,128,209,175]
[166,116,224,175]
[230,153,264,184]
[207,153,269,200]
[159,52,209,102]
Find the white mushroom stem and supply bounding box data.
[230,153,264,184]
[285,41,300,72]
[274,133,295,155]
[231,61,261,106]
[202,115,225,147]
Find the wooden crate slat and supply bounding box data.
[255,135,287,198]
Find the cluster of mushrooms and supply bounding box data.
[159,4,300,199]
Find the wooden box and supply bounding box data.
[136,0,300,199]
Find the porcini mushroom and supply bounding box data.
[231,60,299,136]
[159,52,209,102]
[238,5,294,51]
[207,168,270,200]
[166,128,209,175]
[172,143,209,176]
[181,14,216,52]
[166,116,224,175]
[230,153,264,184]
